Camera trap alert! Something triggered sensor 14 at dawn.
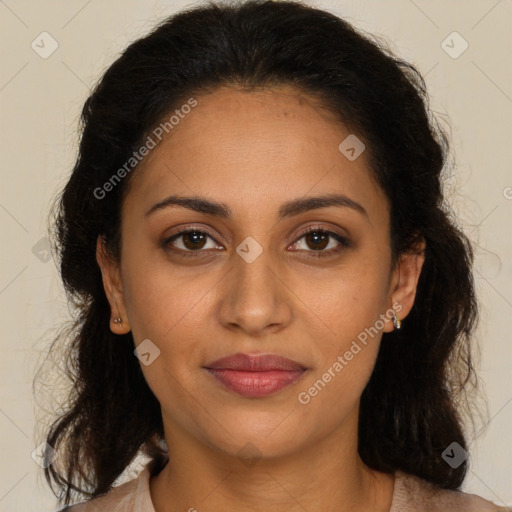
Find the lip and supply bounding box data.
[204,353,308,372]
[203,353,308,398]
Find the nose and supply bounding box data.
[215,242,293,337]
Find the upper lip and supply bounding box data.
[204,353,308,372]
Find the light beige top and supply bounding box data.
[59,464,511,512]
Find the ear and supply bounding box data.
[96,234,131,334]
[382,237,426,333]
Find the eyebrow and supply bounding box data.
[144,193,368,220]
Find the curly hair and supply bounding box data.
[39,0,479,506]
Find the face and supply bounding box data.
[97,85,424,462]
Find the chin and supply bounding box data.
[201,415,310,460]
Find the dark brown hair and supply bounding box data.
[39,0,479,506]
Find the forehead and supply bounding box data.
[123,85,388,224]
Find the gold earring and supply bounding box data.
[392,311,401,330]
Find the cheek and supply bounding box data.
[298,294,385,421]
[121,260,210,409]
[300,254,390,398]
[120,242,214,340]
[312,261,390,343]
[120,248,219,394]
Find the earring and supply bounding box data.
[392,311,401,330]
[111,315,131,334]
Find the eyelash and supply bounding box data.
[162,226,350,259]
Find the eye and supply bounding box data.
[162,229,222,257]
[289,227,350,258]
[162,226,350,258]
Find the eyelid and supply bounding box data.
[162,223,350,257]
[289,225,351,257]
[294,224,347,241]
[162,224,223,251]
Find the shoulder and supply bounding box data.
[55,466,155,512]
[391,470,511,512]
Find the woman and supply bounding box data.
[41,0,510,510]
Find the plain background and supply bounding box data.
[1,0,511,510]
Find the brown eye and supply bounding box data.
[304,231,329,251]
[180,231,208,250]
[163,229,221,255]
[162,226,350,259]
[290,228,350,257]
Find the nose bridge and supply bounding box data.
[217,234,292,334]
[233,235,278,309]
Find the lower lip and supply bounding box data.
[205,369,306,398]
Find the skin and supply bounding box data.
[97,84,425,512]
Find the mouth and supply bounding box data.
[203,353,308,398]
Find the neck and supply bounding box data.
[149,411,395,512]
